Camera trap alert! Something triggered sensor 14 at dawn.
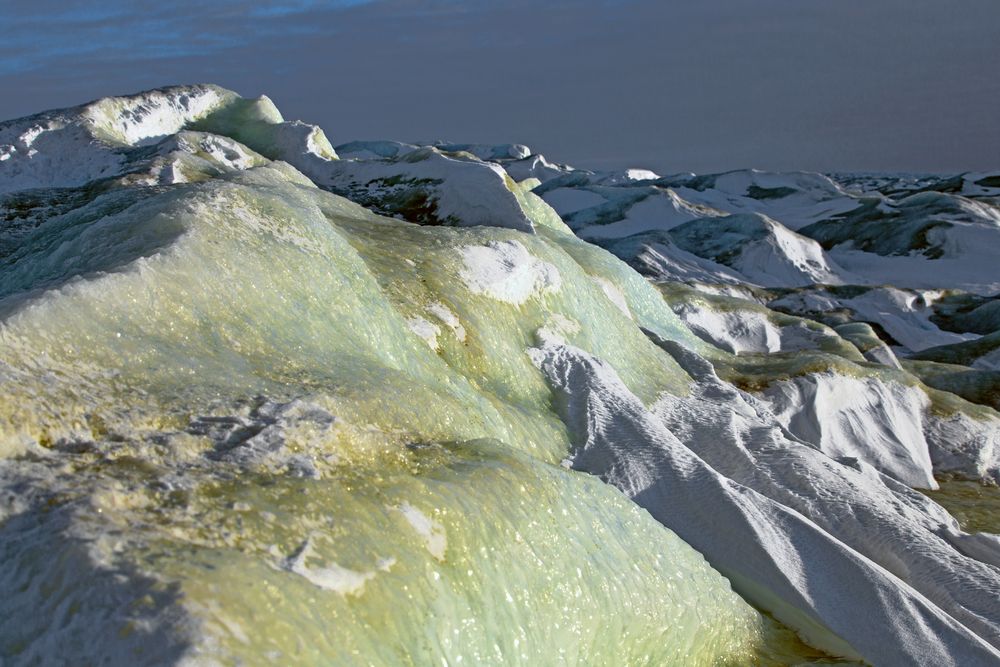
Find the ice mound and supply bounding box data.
[320,147,541,232]
[668,213,852,287]
[2,125,765,662]
[0,85,337,200]
[0,84,230,193]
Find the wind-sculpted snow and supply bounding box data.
[3,84,1000,665]
[760,372,937,488]
[536,164,1000,297]
[769,286,980,353]
[529,336,1000,665]
[320,147,544,233]
[657,283,851,357]
[667,213,854,287]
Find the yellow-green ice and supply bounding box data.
[0,114,766,664]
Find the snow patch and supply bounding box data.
[407,317,441,350]
[592,277,632,319]
[393,502,447,561]
[459,241,561,305]
[283,537,376,595]
[427,301,466,342]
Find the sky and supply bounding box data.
[1,0,998,174]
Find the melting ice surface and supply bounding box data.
[2,84,1000,665]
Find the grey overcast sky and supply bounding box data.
[2,0,998,173]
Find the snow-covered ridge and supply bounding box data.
[530,337,1000,664]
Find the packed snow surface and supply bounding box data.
[458,240,562,305]
[3,84,1000,666]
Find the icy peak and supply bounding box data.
[80,83,236,147]
[0,84,337,195]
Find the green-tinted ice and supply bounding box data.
[1,161,768,663]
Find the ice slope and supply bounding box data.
[528,173,862,291]
[537,182,721,240]
[501,152,576,184]
[769,286,981,353]
[905,361,1000,413]
[932,293,1000,336]
[652,285,997,485]
[0,84,230,193]
[656,284,851,357]
[0,91,772,663]
[335,139,420,160]
[761,372,936,488]
[834,322,903,368]
[913,330,1000,370]
[802,191,1000,295]
[834,170,1000,201]
[606,232,752,286]
[2,429,772,665]
[802,191,1000,259]
[833,172,951,196]
[427,141,531,161]
[543,164,1000,299]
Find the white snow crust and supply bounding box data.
[458,240,561,304]
[530,336,1000,665]
[323,148,537,232]
[761,372,937,488]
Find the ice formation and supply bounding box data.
[3,85,1000,666]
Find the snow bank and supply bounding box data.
[321,148,537,232]
[530,337,1000,665]
[668,213,852,288]
[761,372,936,488]
[672,300,836,355]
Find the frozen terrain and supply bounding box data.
[2,85,1000,666]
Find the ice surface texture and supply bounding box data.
[3,85,1000,666]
